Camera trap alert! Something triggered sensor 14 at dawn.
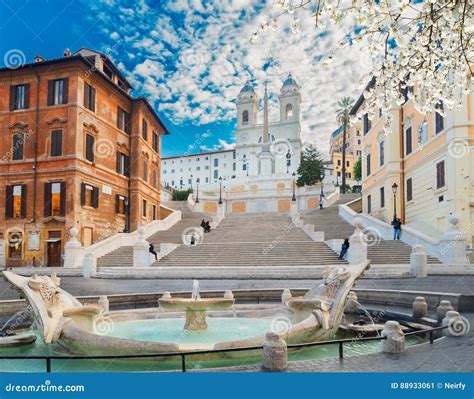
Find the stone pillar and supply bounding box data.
[133,227,150,268]
[0,239,5,268]
[381,321,405,354]
[281,289,292,304]
[224,290,234,300]
[98,295,109,312]
[410,245,427,277]
[345,291,359,312]
[442,310,468,337]
[347,218,367,265]
[63,227,85,268]
[83,252,97,278]
[262,332,288,371]
[439,215,469,264]
[437,300,454,323]
[290,201,298,217]
[412,297,428,319]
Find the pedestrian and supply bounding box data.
[149,243,158,260]
[391,217,402,240]
[339,238,350,260]
[319,195,324,210]
[190,234,196,246]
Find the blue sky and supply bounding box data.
[0,0,370,158]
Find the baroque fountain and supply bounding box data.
[2,262,372,357]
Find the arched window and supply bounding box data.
[285,104,293,119]
[242,110,249,125]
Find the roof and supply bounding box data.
[133,97,170,135]
[239,81,255,95]
[350,77,376,115]
[282,73,298,87]
[331,125,345,138]
[162,148,234,160]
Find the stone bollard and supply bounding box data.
[412,297,428,319]
[98,295,109,312]
[410,245,427,277]
[64,227,85,268]
[133,227,150,267]
[345,291,359,313]
[262,332,288,371]
[437,300,454,323]
[83,252,97,278]
[281,289,292,305]
[442,311,468,337]
[439,215,469,264]
[347,218,368,265]
[381,321,405,354]
[224,290,234,300]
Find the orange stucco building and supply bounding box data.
[0,49,168,267]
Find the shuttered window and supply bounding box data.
[81,183,99,208]
[363,113,371,135]
[85,134,95,162]
[380,187,385,208]
[405,126,413,155]
[44,182,66,217]
[367,195,372,214]
[116,152,130,176]
[12,134,24,160]
[142,199,147,217]
[10,84,30,110]
[436,161,445,189]
[406,178,413,201]
[117,107,131,134]
[84,82,96,112]
[5,184,26,219]
[366,154,371,176]
[143,161,148,182]
[50,130,62,157]
[152,131,158,151]
[47,78,68,106]
[115,194,127,214]
[142,119,148,140]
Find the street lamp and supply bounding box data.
[291,172,296,202]
[392,182,398,220]
[218,176,223,205]
[190,174,193,191]
[286,150,291,174]
[195,178,200,203]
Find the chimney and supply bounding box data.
[64,48,71,57]
[34,55,45,63]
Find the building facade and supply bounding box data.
[358,80,473,243]
[161,74,302,189]
[329,121,362,183]
[0,48,168,267]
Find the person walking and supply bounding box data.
[319,195,324,210]
[149,243,158,260]
[391,217,402,240]
[339,238,350,260]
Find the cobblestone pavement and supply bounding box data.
[0,275,472,300]
[194,313,474,373]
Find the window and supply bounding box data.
[346,161,350,167]
[435,104,444,134]
[196,166,200,171]
[117,107,131,133]
[205,177,209,183]
[152,204,157,220]
[242,110,249,125]
[142,119,148,140]
[367,195,372,213]
[116,195,127,214]
[213,170,218,179]
[363,113,371,135]
[12,134,24,160]
[405,126,412,155]
[380,187,385,208]
[143,161,148,182]
[205,165,209,170]
[10,84,30,110]
[379,141,384,166]
[285,103,293,119]
[5,184,26,219]
[80,183,99,208]
[233,162,236,171]
[84,82,96,112]
[378,108,383,118]
[436,160,445,189]
[142,199,147,217]
[417,122,428,147]
[214,158,218,167]
[116,152,130,176]
[152,131,159,151]
[233,151,236,160]
[50,130,62,157]
[406,178,413,201]
[337,159,341,166]
[366,153,371,176]
[85,134,95,162]
[47,78,68,106]
[44,182,66,217]
[152,170,157,188]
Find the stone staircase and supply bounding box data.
[96,202,211,268]
[301,194,442,265]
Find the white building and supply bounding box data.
[161,74,303,190]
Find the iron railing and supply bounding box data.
[0,325,448,372]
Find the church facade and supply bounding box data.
[161,75,302,190]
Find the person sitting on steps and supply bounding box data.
[204,221,211,233]
[149,243,158,261]
[339,238,350,260]
[190,234,196,246]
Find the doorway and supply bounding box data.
[46,231,62,267]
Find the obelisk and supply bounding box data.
[258,83,274,175]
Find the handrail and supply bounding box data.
[0,325,449,373]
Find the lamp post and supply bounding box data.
[190,174,193,191]
[218,177,223,205]
[335,167,340,186]
[286,150,291,174]
[392,182,398,220]
[195,178,200,203]
[320,168,325,197]
[291,172,296,202]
